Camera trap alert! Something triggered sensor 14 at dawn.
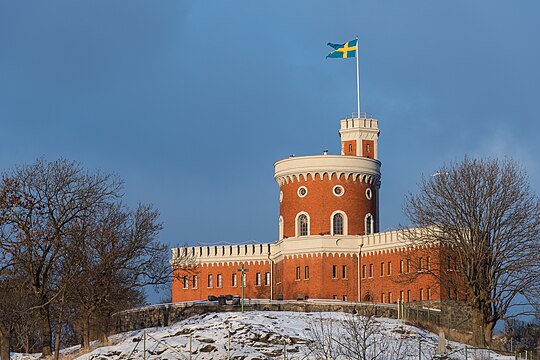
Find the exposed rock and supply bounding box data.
[199,344,217,352]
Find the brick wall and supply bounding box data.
[279,174,377,237]
[173,261,271,302]
[173,246,448,304]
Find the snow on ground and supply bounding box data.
[14,311,514,359]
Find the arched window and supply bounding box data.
[365,214,374,235]
[298,214,309,236]
[278,216,284,240]
[333,213,343,235]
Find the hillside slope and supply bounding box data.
[15,311,513,359]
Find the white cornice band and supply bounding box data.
[274,155,381,187]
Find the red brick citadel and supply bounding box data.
[172,115,457,304]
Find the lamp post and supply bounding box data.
[357,243,363,302]
[236,263,249,312]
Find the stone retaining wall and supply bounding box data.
[111,300,398,334]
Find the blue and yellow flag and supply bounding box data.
[326,39,357,59]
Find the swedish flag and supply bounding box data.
[326,39,357,59]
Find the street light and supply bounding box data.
[236,263,249,312]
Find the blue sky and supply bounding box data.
[2,1,539,256]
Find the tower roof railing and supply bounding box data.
[347,112,374,119]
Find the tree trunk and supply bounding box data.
[53,293,65,360]
[484,322,495,346]
[81,313,91,350]
[471,307,484,347]
[0,328,10,360]
[38,305,52,357]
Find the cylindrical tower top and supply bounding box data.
[273,116,382,240]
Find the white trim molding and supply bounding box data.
[274,155,381,187]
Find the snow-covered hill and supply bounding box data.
[14,311,513,359]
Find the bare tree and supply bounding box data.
[65,202,164,349]
[307,308,414,360]
[0,158,121,356]
[404,157,540,346]
[307,313,340,359]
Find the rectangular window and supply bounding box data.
[427,287,431,300]
[380,262,384,277]
[183,275,189,289]
[407,290,411,302]
[232,273,237,287]
[388,292,392,303]
[447,256,452,271]
[265,272,270,285]
[256,272,261,286]
[362,264,366,278]
[400,260,404,273]
[381,293,385,303]
[333,295,338,300]
[332,265,338,279]
[419,257,424,271]
[426,256,431,271]
[369,264,373,278]
[296,266,301,280]
[342,295,347,301]
[400,290,404,301]
[419,288,424,301]
[342,265,347,278]
[305,266,309,280]
[193,275,198,289]
[406,258,411,273]
[217,274,222,288]
[387,261,391,276]
[208,274,213,288]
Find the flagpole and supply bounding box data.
[355,35,361,118]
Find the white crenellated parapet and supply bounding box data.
[171,243,275,266]
[340,117,378,131]
[274,155,381,187]
[171,229,424,266]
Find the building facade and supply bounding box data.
[172,115,453,304]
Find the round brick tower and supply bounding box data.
[274,116,381,240]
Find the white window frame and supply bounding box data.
[297,186,308,198]
[217,274,222,288]
[295,211,310,237]
[332,185,345,197]
[330,210,348,236]
[183,275,189,289]
[365,213,374,235]
[365,188,372,200]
